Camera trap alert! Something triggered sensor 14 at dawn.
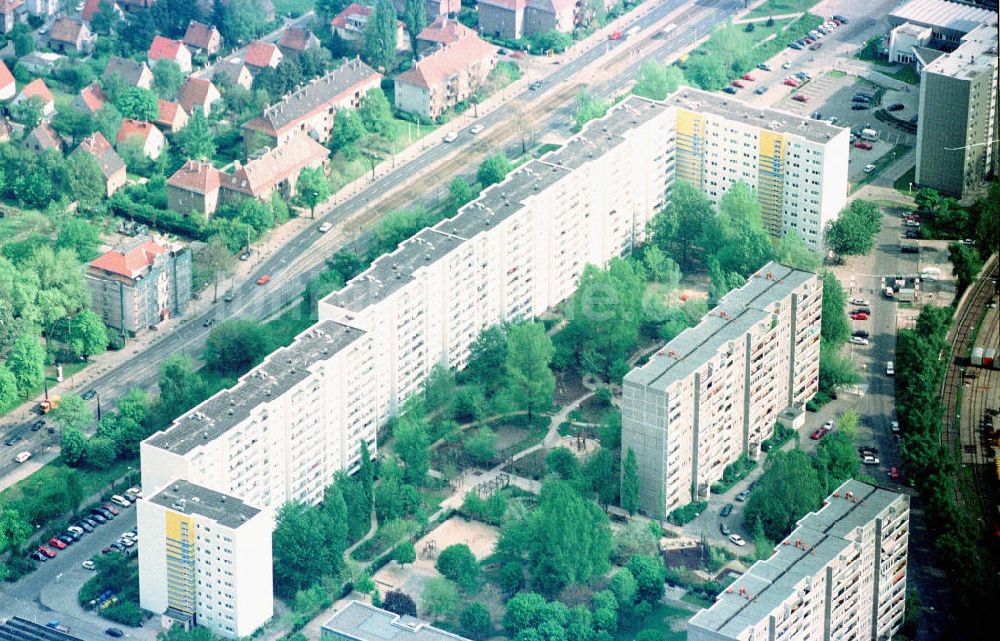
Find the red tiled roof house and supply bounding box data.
[0,60,15,101]
[277,27,320,57]
[331,3,409,51]
[167,159,221,217]
[48,16,95,54]
[394,35,498,120]
[244,41,282,71]
[416,15,476,56]
[177,77,221,118]
[155,99,189,133]
[14,79,56,117]
[71,131,126,197]
[73,82,106,114]
[116,119,166,159]
[148,36,193,74]
[183,20,222,56]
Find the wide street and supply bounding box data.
[0,0,741,487]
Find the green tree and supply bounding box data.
[95,105,124,143]
[273,501,326,597]
[358,88,394,136]
[713,181,773,276]
[504,322,555,418]
[0,364,17,412]
[812,431,859,493]
[626,554,666,604]
[436,543,480,591]
[153,60,185,100]
[752,516,771,560]
[573,91,610,132]
[11,96,44,129]
[55,218,102,261]
[61,427,88,466]
[948,242,983,293]
[633,61,683,100]
[825,200,881,256]
[463,427,497,466]
[317,0,353,21]
[545,447,579,480]
[648,180,713,269]
[158,355,207,415]
[465,325,508,393]
[422,577,461,618]
[52,108,97,146]
[219,0,268,44]
[237,198,275,233]
[175,110,216,160]
[403,0,427,53]
[395,414,431,484]
[685,55,729,91]
[461,602,492,641]
[297,166,332,218]
[448,176,480,214]
[584,448,619,509]
[65,310,109,360]
[620,448,640,514]
[10,22,34,57]
[203,320,270,375]
[364,0,399,71]
[819,343,861,394]
[502,592,548,634]
[331,108,366,157]
[395,541,416,565]
[195,237,236,303]
[52,394,94,432]
[774,232,821,271]
[383,590,418,616]
[85,436,118,468]
[743,449,823,541]
[820,271,850,345]
[91,0,121,35]
[7,334,45,395]
[115,87,159,121]
[608,568,638,614]
[477,152,514,187]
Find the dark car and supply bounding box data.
[105,629,124,638]
[31,420,45,432]
[720,522,732,536]
[81,390,97,401]
[528,81,543,90]
[886,103,905,112]
[91,508,112,520]
[58,533,76,545]
[905,229,919,239]
[851,104,868,110]
[852,329,870,338]
[77,520,95,533]
[735,489,751,502]
[834,15,848,23]
[721,503,734,517]
[4,434,21,446]
[203,317,215,327]
[722,86,737,94]
[110,542,125,552]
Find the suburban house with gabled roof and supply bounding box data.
[48,16,94,53]
[83,0,122,23]
[148,36,193,73]
[244,41,282,71]
[212,59,254,90]
[277,26,320,57]
[116,119,165,159]
[220,133,329,204]
[85,236,193,334]
[14,78,55,117]
[23,121,62,153]
[71,131,126,196]
[416,15,476,55]
[155,99,189,133]
[331,3,409,51]
[73,82,107,114]
[477,0,526,40]
[242,57,381,153]
[394,35,498,120]
[168,159,221,217]
[1,0,25,35]
[0,60,15,101]
[104,55,154,89]
[177,77,221,117]
[183,20,222,56]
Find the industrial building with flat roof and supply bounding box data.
[688,480,910,641]
[622,262,821,517]
[888,0,997,48]
[321,601,472,641]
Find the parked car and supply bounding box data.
[721,503,734,517]
[757,63,771,71]
[887,103,904,112]
[811,111,822,120]
[851,104,869,110]
[83,560,96,570]
[735,489,751,502]
[31,420,45,432]
[782,60,792,69]
[470,124,485,135]
[732,80,745,88]
[720,522,732,536]
[854,141,873,150]
[30,550,48,562]
[753,86,768,95]
[47,537,67,550]
[14,451,31,463]
[256,275,271,286]
[77,521,94,533]
[103,504,120,516]
[106,630,124,638]
[888,467,900,480]
[38,546,56,558]
[722,86,738,94]
[317,222,333,233]
[811,427,830,440]
[111,495,130,508]
[126,486,142,498]
[862,455,880,465]
[68,526,84,536]
[890,421,900,434]
[864,163,876,173]
[4,434,22,446]
[608,31,622,40]
[852,330,870,339]
[809,42,823,50]
[849,297,868,306]
[886,361,894,376]
[92,507,113,520]
[729,534,747,547]
[850,312,869,320]
[81,390,97,401]
[853,307,872,315]
[784,78,800,87]
[741,74,755,81]
[528,81,543,90]
[789,42,803,50]
[238,250,251,261]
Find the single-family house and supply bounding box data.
[104,55,154,89]
[48,16,95,54]
[0,60,15,101]
[211,59,253,90]
[176,77,221,118]
[394,35,498,119]
[167,159,220,217]
[183,20,222,56]
[416,15,476,56]
[277,27,320,57]
[19,51,64,74]
[524,0,575,36]
[26,0,57,16]
[82,0,122,23]
[116,119,165,159]
[148,36,193,73]
[14,79,55,117]
[73,82,107,114]
[23,122,62,153]
[477,0,525,41]
[71,131,127,197]
[1,0,25,35]
[241,57,381,152]
[219,133,329,204]
[155,99,189,133]
[244,41,283,71]
[331,3,409,51]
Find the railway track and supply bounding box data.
[939,258,999,528]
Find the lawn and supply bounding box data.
[893,166,917,196]
[615,602,693,641]
[273,0,315,17]
[746,0,819,20]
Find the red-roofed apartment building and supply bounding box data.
[155,99,189,133]
[71,131,126,196]
[183,20,221,56]
[116,119,166,159]
[0,60,15,101]
[219,133,329,204]
[244,41,282,71]
[331,3,409,52]
[176,77,220,117]
[148,35,193,73]
[86,237,193,334]
[416,14,476,56]
[242,57,381,153]
[14,79,56,117]
[167,159,221,217]
[73,82,106,114]
[395,35,497,119]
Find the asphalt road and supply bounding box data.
[0,0,740,486]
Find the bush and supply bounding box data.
[667,500,707,526]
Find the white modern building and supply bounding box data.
[661,89,850,251]
[621,262,821,518]
[137,481,274,638]
[322,601,473,641]
[688,480,910,641]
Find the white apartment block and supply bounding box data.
[138,481,274,638]
[688,480,910,641]
[621,262,821,518]
[661,89,850,251]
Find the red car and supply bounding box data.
[850,312,869,321]
[741,74,756,81]
[732,80,745,88]
[810,427,830,440]
[792,94,809,103]
[609,31,622,40]
[103,504,120,516]
[854,141,873,150]
[37,546,56,558]
[803,38,814,44]
[256,275,271,286]
[47,537,67,550]
[784,78,800,87]
[888,467,900,480]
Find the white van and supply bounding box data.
[15,451,31,463]
[886,361,895,376]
